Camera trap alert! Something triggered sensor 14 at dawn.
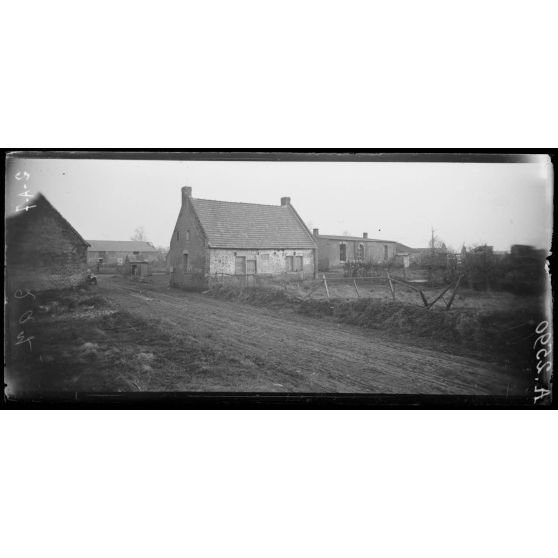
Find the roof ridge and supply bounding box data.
[193,197,283,208]
[318,234,396,242]
[86,239,154,243]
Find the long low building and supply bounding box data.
[86,240,160,268]
[313,229,398,271]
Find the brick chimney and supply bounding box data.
[363,232,368,239]
[280,197,291,206]
[182,186,192,205]
[313,228,319,237]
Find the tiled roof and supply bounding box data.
[86,240,159,252]
[191,198,316,249]
[318,234,397,243]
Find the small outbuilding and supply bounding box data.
[123,257,151,279]
[6,192,89,293]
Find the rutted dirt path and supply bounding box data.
[99,276,528,394]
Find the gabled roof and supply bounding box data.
[6,192,89,247]
[317,234,397,243]
[86,240,159,252]
[190,198,316,249]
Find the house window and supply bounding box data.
[183,254,189,271]
[339,243,347,262]
[357,244,364,260]
[133,251,139,256]
[186,230,190,241]
[384,245,389,261]
[286,256,294,272]
[235,256,246,275]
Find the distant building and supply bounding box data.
[313,230,397,271]
[395,243,430,265]
[86,240,160,268]
[6,193,89,292]
[123,257,151,279]
[168,187,317,289]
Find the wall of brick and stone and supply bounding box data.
[168,189,209,289]
[6,204,88,293]
[209,248,316,281]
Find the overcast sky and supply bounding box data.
[5,157,553,251]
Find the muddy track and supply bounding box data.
[99,277,527,395]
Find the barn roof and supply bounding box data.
[191,198,317,249]
[86,240,159,252]
[318,234,397,243]
[7,193,89,248]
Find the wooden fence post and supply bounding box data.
[323,274,330,301]
[387,272,396,301]
[427,281,455,310]
[445,275,463,311]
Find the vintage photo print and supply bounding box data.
[3,151,554,408]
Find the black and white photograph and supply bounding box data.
[2,2,557,558]
[4,151,553,406]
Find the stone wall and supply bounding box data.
[209,248,315,281]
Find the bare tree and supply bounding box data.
[428,228,447,252]
[131,226,148,242]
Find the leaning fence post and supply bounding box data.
[427,281,455,310]
[445,274,463,311]
[387,271,396,301]
[353,279,360,298]
[323,274,330,301]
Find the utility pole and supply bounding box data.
[430,226,435,282]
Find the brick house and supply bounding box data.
[6,193,89,292]
[169,187,317,289]
[313,230,397,271]
[86,240,160,269]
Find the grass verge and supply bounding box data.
[206,284,543,370]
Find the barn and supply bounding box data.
[168,187,317,289]
[313,229,398,271]
[6,192,90,293]
[86,240,160,270]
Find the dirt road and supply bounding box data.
[99,276,527,395]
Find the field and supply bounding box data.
[5,271,541,398]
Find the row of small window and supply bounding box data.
[339,244,389,262]
[234,255,304,275]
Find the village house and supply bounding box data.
[86,240,161,270]
[168,187,317,289]
[313,230,397,271]
[6,192,89,292]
